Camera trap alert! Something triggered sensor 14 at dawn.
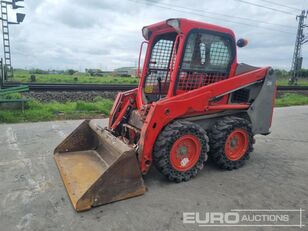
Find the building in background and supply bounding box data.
[113,67,137,77]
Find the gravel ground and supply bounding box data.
[276,90,308,97]
[0,106,307,231]
[23,91,118,102]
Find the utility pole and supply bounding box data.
[0,0,25,81]
[289,10,308,85]
[1,1,12,80]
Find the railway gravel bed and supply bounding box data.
[23,91,119,102]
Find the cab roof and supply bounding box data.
[142,18,235,40]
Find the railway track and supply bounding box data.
[2,82,308,91]
[276,86,308,91]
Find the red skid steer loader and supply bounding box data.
[54,18,277,211]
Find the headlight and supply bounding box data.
[166,18,181,32]
[142,27,152,40]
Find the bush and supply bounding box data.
[297,69,308,78]
[29,69,48,74]
[66,69,77,75]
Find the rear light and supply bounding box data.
[166,18,181,32]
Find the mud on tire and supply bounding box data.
[153,120,209,183]
[208,116,254,170]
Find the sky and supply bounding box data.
[4,0,308,71]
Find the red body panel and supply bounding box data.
[138,67,268,173]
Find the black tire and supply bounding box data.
[153,120,209,183]
[208,116,253,170]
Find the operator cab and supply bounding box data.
[139,18,236,105]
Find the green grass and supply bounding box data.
[11,69,139,84]
[0,97,114,123]
[0,92,23,100]
[275,93,308,107]
[277,77,308,86]
[1,92,308,123]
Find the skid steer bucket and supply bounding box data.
[54,120,146,212]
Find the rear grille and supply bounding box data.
[177,71,227,91]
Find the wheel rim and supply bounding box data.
[224,128,249,161]
[170,134,201,171]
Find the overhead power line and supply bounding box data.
[129,0,295,34]
[257,0,302,11]
[147,0,295,29]
[235,0,296,15]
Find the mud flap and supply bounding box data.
[54,120,146,212]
